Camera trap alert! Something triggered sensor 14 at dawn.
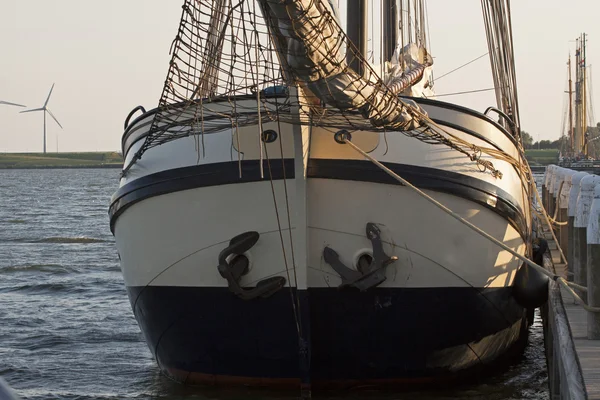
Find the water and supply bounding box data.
[0,169,549,399]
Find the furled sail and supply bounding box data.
[257,0,422,130]
[386,43,434,97]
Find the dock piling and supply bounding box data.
[568,172,588,276]
[587,184,600,339]
[549,167,560,218]
[543,165,555,211]
[574,176,600,299]
[542,166,600,398]
[559,170,576,261]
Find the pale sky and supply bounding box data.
[0,1,599,152]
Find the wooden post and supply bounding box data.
[542,164,556,210]
[587,184,600,339]
[549,167,561,218]
[568,172,589,278]
[559,170,576,258]
[574,175,600,298]
[547,166,554,216]
[552,168,565,242]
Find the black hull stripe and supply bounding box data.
[109,159,295,232]
[109,160,527,239]
[307,159,528,240]
[128,285,526,384]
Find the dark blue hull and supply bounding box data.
[127,285,528,387]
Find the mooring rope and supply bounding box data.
[341,136,600,313]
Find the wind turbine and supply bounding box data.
[20,84,63,154]
[0,100,26,107]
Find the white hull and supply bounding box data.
[111,95,532,385]
[115,178,524,290]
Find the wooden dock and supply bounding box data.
[547,233,600,399]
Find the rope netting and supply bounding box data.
[124,0,529,183]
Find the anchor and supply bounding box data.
[217,231,286,300]
[323,223,398,291]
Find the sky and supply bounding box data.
[0,1,599,152]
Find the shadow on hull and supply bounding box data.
[127,285,530,389]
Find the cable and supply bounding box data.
[434,87,496,97]
[341,135,600,312]
[435,51,490,81]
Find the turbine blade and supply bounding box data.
[46,108,63,128]
[19,107,45,114]
[0,100,26,107]
[43,83,55,107]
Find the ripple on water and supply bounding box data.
[0,264,77,275]
[3,237,107,244]
[0,169,550,399]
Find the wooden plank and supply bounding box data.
[553,240,600,400]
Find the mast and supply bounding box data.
[399,0,405,70]
[574,33,588,156]
[575,36,582,155]
[383,0,398,63]
[568,55,574,155]
[346,0,368,75]
[583,32,588,156]
[407,0,412,44]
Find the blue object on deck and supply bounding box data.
[261,85,288,96]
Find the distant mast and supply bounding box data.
[582,32,588,157]
[574,33,588,157]
[568,54,574,155]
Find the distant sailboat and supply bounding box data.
[559,33,598,167]
[110,0,540,389]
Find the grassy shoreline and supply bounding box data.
[0,152,123,169]
[524,149,559,166]
[0,149,559,168]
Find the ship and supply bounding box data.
[109,0,543,390]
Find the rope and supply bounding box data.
[435,51,490,81]
[527,169,568,264]
[119,0,527,183]
[263,145,302,335]
[274,95,302,314]
[341,136,600,313]
[433,87,497,97]
[481,0,521,136]
[541,181,569,227]
[551,181,564,221]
